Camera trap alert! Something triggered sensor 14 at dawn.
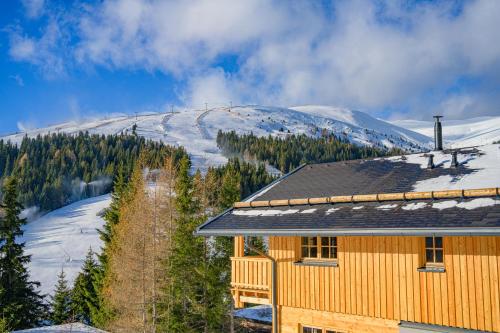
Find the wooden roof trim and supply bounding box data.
[233,187,500,209]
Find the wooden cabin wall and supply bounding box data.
[268,236,500,332]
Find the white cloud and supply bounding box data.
[9,19,68,78]
[22,0,45,18]
[8,0,500,119]
[9,74,25,87]
[9,36,36,60]
[182,69,237,108]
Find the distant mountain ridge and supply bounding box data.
[2,105,435,171]
[390,116,500,148]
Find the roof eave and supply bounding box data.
[195,227,500,237]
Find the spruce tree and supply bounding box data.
[100,164,127,247]
[0,177,46,330]
[71,248,99,325]
[218,166,241,209]
[51,269,71,324]
[162,156,207,332]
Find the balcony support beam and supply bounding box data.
[246,238,278,333]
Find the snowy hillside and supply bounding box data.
[391,116,500,148]
[1,105,432,171]
[20,194,111,295]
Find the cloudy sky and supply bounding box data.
[1,0,499,133]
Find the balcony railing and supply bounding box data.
[231,256,271,306]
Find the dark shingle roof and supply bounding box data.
[197,198,500,236]
[254,158,474,201]
[196,145,500,236]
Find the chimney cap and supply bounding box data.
[433,115,443,120]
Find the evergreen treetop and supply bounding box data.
[51,269,71,324]
[70,248,99,325]
[0,177,46,330]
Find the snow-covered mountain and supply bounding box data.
[391,116,500,148]
[1,105,432,171]
[20,194,111,295]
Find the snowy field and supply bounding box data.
[13,323,108,333]
[20,194,111,296]
[1,105,433,172]
[391,116,500,148]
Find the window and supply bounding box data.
[321,237,337,259]
[425,236,443,265]
[302,326,345,333]
[301,237,337,260]
[301,237,318,258]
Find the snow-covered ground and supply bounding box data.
[1,105,432,172]
[391,116,500,148]
[234,305,272,324]
[20,194,111,296]
[13,323,108,333]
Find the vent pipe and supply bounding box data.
[433,116,443,151]
[451,151,459,168]
[427,154,435,169]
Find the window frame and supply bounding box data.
[300,236,338,262]
[424,236,444,267]
[301,326,322,333]
[300,325,346,333]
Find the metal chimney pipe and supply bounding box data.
[451,151,459,168]
[433,116,443,151]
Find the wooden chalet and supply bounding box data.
[196,141,500,333]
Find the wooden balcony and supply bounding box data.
[231,256,271,307]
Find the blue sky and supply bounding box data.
[1,0,499,134]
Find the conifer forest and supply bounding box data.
[1,130,393,332]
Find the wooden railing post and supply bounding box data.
[234,236,244,257]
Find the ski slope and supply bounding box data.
[1,105,432,172]
[391,116,500,148]
[20,194,111,296]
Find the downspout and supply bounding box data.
[245,238,278,333]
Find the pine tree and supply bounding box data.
[71,248,99,324]
[100,164,128,247]
[51,269,71,324]
[0,318,8,333]
[162,156,207,332]
[0,177,46,330]
[218,166,241,209]
[207,166,242,332]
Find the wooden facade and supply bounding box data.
[232,236,500,332]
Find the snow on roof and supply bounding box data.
[234,305,272,324]
[12,323,108,333]
[401,202,429,211]
[243,178,282,202]
[389,144,500,192]
[233,209,299,216]
[376,204,399,210]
